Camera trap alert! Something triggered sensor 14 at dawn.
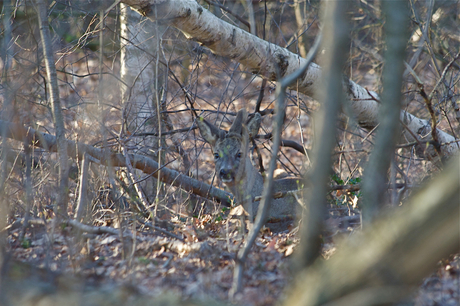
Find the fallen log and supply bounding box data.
[0,120,233,205]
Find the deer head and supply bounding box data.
[196,109,261,187]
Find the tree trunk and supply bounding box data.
[295,0,349,270]
[361,1,410,223]
[36,0,69,216]
[120,4,166,204]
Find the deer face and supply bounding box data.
[212,134,244,186]
[196,110,261,187]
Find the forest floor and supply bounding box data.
[4,202,459,306]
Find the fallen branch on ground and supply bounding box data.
[0,120,233,205]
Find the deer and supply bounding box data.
[196,109,302,230]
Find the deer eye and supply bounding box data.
[214,153,220,160]
[236,152,242,159]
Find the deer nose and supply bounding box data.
[220,169,233,182]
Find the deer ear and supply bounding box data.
[196,117,224,146]
[247,113,261,138]
[229,109,247,135]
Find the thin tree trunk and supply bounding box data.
[294,0,349,270]
[0,1,14,300]
[74,154,90,222]
[36,0,69,216]
[361,1,410,223]
[294,0,307,58]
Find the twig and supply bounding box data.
[403,66,441,156]
[421,86,441,154]
[121,141,151,212]
[75,153,90,222]
[256,134,309,155]
[429,52,460,126]
[403,0,433,78]
[202,0,250,30]
[134,126,197,137]
[428,52,460,101]
[20,141,33,241]
[141,220,184,241]
[255,79,267,113]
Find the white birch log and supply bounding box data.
[120,0,459,160]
